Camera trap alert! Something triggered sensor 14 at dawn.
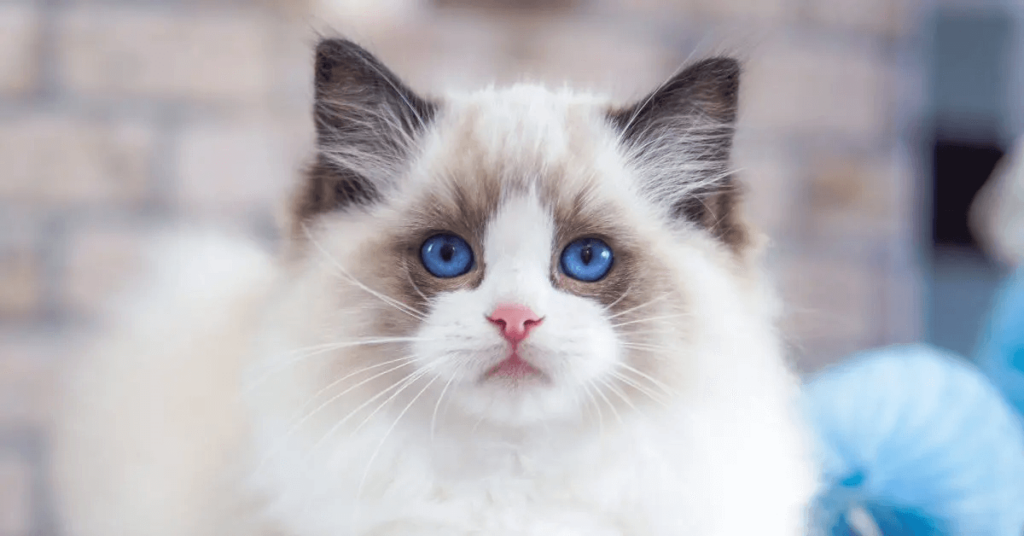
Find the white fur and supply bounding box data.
[52,85,818,536]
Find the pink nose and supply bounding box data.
[487,304,543,345]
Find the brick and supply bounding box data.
[0,116,153,206]
[805,0,912,36]
[176,118,311,213]
[603,0,794,21]
[517,20,680,101]
[0,5,38,96]
[330,18,511,95]
[692,0,793,21]
[732,143,801,237]
[0,453,32,534]
[0,243,41,319]
[804,153,909,241]
[0,333,62,429]
[742,39,890,139]
[64,226,154,316]
[57,8,271,101]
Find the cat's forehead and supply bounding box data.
[431,85,616,176]
[406,85,628,211]
[395,85,634,247]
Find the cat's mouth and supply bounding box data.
[484,353,543,381]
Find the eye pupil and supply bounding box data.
[440,244,454,262]
[580,247,593,265]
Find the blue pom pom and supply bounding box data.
[803,344,1024,535]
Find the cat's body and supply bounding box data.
[51,40,818,536]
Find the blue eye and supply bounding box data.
[560,238,613,282]
[420,234,474,278]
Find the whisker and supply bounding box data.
[611,313,690,329]
[608,370,670,408]
[581,382,605,438]
[599,376,638,413]
[591,379,623,425]
[355,374,439,505]
[303,361,422,454]
[244,338,426,391]
[254,359,418,473]
[615,361,677,397]
[287,356,418,420]
[601,285,632,312]
[430,374,457,442]
[605,294,667,320]
[622,342,675,354]
[402,258,432,305]
[307,371,429,470]
[351,366,436,435]
[302,224,428,321]
[619,328,679,338]
[326,271,426,321]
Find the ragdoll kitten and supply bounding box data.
[51,39,818,536]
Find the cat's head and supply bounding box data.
[278,39,765,430]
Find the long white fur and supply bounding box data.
[51,84,818,536]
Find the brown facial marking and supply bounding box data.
[370,174,505,312]
[546,185,638,310]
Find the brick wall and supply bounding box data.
[0,0,923,533]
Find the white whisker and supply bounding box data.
[622,342,675,354]
[611,313,689,329]
[254,358,418,473]
[609,370,670,408]
[601,286,632,312]
[305,362,423,456]
[289,355,417,419]
[599,376,638,413]
[615,362,676,396]
[302,224,428,321]
[591,380,623,425]
[351,365,436,435]
[354,374,438,506]
[605,294,668,320]
[581,381,605,438]
[244,338,426,391]
[402,258,431,305]
[430,374,457,442]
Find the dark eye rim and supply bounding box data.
[419,232,475,278]
[558,236,615,282]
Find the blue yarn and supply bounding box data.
[976,267,1024,421]
[802,344,1024,536]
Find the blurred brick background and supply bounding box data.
[0,0,924,533]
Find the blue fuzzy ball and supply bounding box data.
[802,344,1024,535]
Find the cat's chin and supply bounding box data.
[449,374,583,429]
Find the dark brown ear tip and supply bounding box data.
[684,57,740,90]
[693,57,741,74]
[314,38,370,85]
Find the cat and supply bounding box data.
[50,38,819,536]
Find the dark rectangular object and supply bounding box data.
[931,138,1004,247]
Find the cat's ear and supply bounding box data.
[609,57,747,248]
[292,39,438,226]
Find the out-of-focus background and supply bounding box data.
[0,0,1021,533]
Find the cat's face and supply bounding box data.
[277,39,755,431]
